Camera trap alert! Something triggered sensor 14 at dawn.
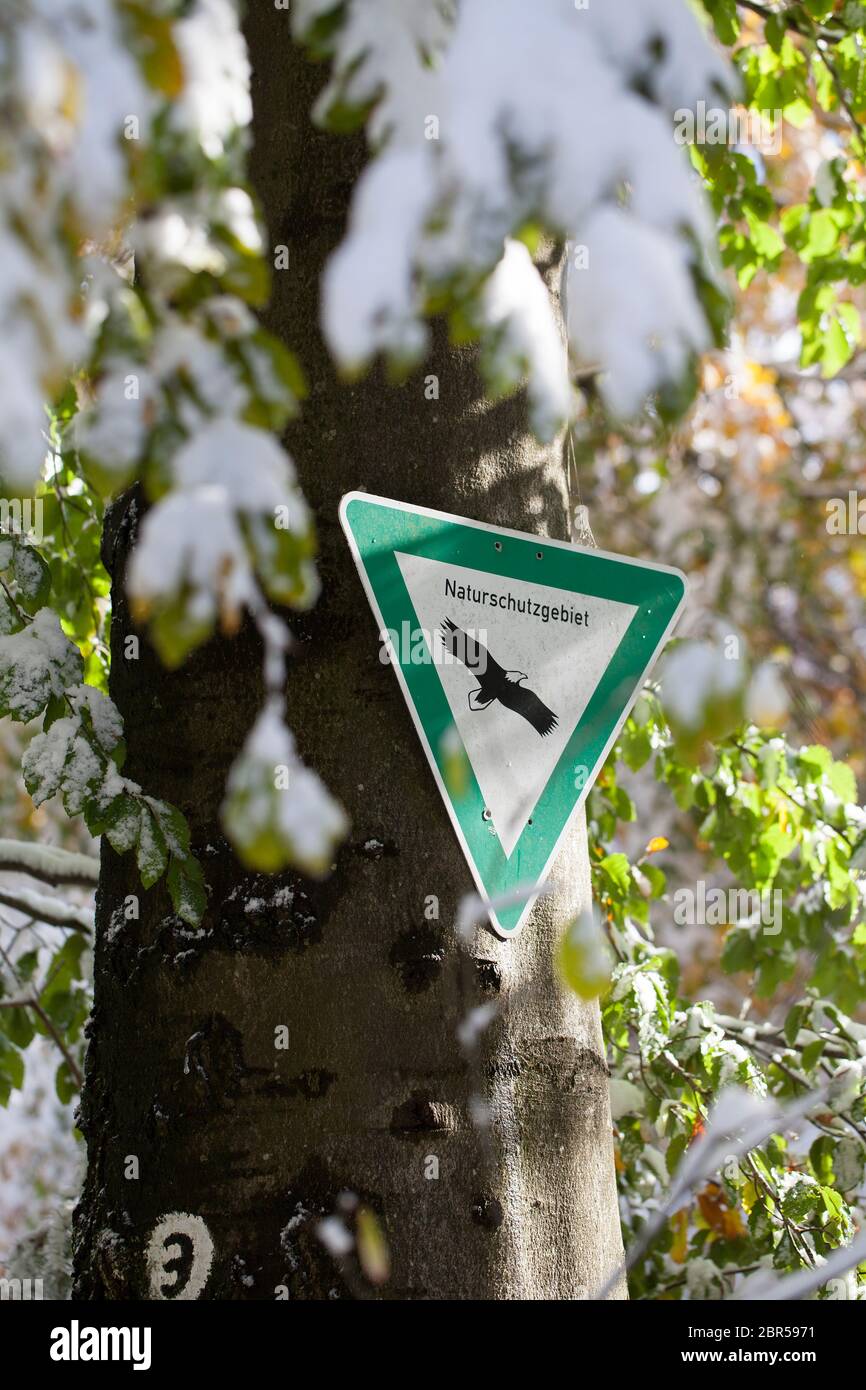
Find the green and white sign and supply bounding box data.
[339,492,686,938]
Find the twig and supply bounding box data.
[0,576,29,628]
[733,741,856,849]
[28,999,83,1089]
[0,993,83,1089]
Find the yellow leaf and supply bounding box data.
[697,1183,746,1240]
[439,723,470,800]
[356,1207,390,1287]
[557,909,613,1001]
[645,836,669,854]
[121,1,184,99]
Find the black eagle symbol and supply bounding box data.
[440,618,558,738]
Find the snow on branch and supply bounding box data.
[0,840,99,887]
[2,2,347,889]
[127,418,317,665]
[299,0,735,431]
[0,0,154,488]
[0,884,92,933]
[736,1225,866,1301]
[595,1084,829,1299]
[221,697,347,877]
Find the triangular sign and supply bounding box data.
[340,492,686,938]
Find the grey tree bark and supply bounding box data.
[72,15,626,1301]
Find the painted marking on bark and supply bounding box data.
[146,1212,214,1300]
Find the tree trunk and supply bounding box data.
[72,17,625,1301]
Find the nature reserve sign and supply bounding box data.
[340,493,686,937]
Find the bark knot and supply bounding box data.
[389,923,445,993]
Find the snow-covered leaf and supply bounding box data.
[221,698,347,876]
[0,610,83,723]
[166,854,207,926]
[128,421,317,664]
[136,805,169,890]
[308,0,733,428]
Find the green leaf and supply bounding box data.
[0,1004,35,1050]
[721,925,756,974]
[622,723,653,772]
[102,793,143,855]
[166,854,207,926]
[765,13,787,52]
[822,310,857,377]
[0,1034,24,1093]
[39,936,86,1016]
[810,1135,835,1184]
[55,1059,78,1104]
[146,797,192,858]
[0,589,22,636]
[804,209,841,261]
[0,612,83,723]
[828,758,858,805]
[802,1038,826,1070]
[666,1131,688,1176]
[598,852,632,898]
[43,691,68,730]
[136,806,169,888]
[784,1002,808,1047]
[752,822,794,886]
[745,207,784,262]
[147,595,216,669]
[15,949,39,983]
[12,542,51,611]
[799,744,833,779]
[702,0,739,45]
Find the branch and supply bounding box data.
[0,885,92,933]
[717,1013,850,1057]
[0,995,83,1089]
[737,1224,866,1300]
[733,741,856,849]
[28,999,83,1089]
[735,1,846,45]
[815,43,866,149]
[0,839,99,888]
